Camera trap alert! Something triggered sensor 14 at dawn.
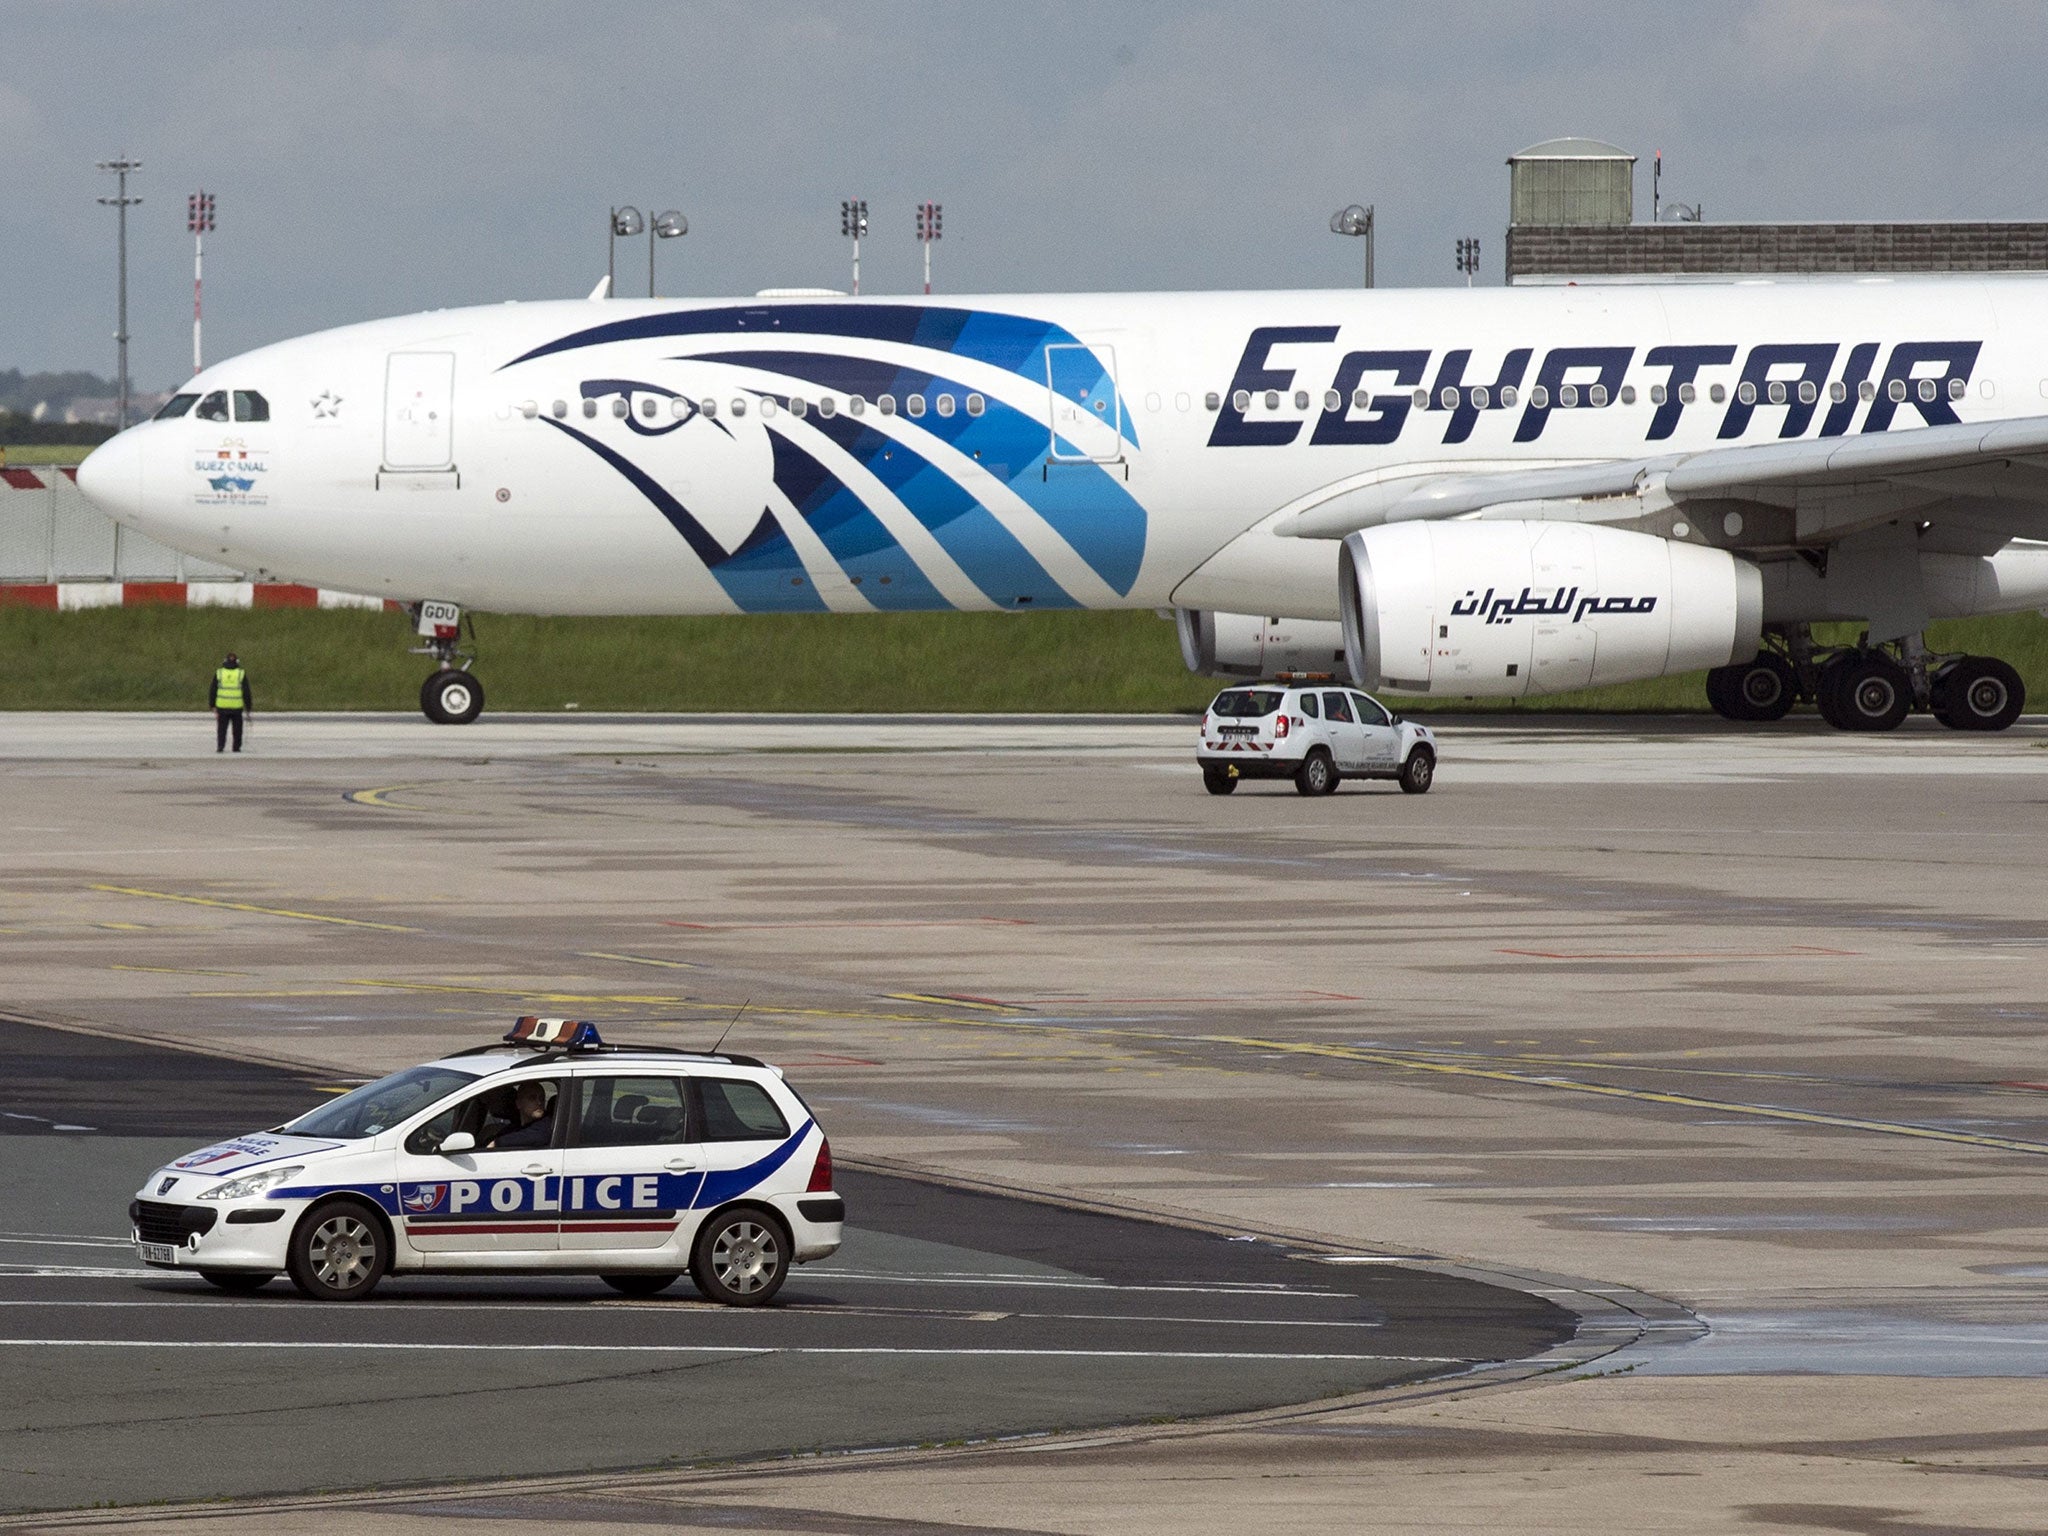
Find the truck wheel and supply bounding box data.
[1398,747,1435,794]
[1201,764,1238,795]
[1294,749,1337,797]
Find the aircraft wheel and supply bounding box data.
[1726,652,1797,722]
[1827,653,1911,732]
[421,669,485,725]
[1704,664,1742,720]
[1932,656,2025,732]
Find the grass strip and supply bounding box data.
[1,604,2044,714]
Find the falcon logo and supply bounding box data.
[156,1176,177,1196]
[401,1183,449,1213]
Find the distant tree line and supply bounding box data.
[0,410,117,446]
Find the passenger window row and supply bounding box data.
[525,393,989,424]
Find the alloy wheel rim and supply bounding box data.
[712,1222,778,1293]
[311,1216,374,1289]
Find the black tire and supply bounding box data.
[1398,747,1435,794]
[1726,653,1797,722]
[421,668,485,725]
[1813,654,1856,728]
[689,1208,789,1306]
[200,1270,275,1293]
[1294,748,1337,797]
[600,1272,681,1298]
[1934,656,2025,731]
[1201,763,1238,796]
[1828,653,1912,732]
[285,1199,390,1301]
[1704,664,1741,720]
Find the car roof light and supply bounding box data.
[504,1015,604,1049]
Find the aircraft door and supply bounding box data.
[383,352,456,471]
[1046,342,1124,464]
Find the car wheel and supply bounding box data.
[1201,763,1238,796]
[600,1272,681,1298]
[690,1208,788,1306]
[286,1199,389,1301]
[1294,748,1337,797]
[200,1270,275,1293]
[420,668,485,725]
[1398,747,1435,794]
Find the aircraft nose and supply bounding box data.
[75,427,145,525]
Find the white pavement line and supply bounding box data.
[0,1237,135,1250]
[817,1272,1349,1298]
[0,1299,1387,1329]
[0,1266,147,1278]
[0,1338,1466,1362]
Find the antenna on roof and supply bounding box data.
[708,999,750,1057]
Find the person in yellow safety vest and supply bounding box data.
[210,652,252,753]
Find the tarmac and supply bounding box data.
[3,709,2048,1533]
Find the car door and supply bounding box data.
[392,1077,565,1255]
[558,1073,699,1255]
[1320,691,1368,772]
[1352,691,1403,772]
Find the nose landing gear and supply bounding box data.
[408,600,486,725]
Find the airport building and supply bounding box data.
[1504,136,2048,283]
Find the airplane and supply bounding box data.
[78,274,2048,729]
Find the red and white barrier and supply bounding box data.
[0,582,397,611]
[1,461,399,611]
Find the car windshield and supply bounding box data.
[283,1065,481,1140]
[1211,689,1285,718]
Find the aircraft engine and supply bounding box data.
[1339,521,1762,697]
[1175,608,1349,679]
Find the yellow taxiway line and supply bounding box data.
[88,884,417,933]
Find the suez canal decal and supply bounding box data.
[1207,330,1981,449]
[193,437,269,505]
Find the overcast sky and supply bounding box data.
[8,0,2048,388]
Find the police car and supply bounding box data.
[1197,679,1438,796]
[127,1018,842,1305]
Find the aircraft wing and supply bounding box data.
[1278,414,2048,551]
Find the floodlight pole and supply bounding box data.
[916,200,941,295]
[1329,204,1374,288]
[97,155,142,428]
[188,190,215,375]
[841,198,868,296]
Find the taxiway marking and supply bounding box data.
[88,884,416,933]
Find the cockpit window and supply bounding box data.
[195,391,230,422]
[232,390,269,422]
[155,394,198,420]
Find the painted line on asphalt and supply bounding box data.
[579,951,700,971]
[0,1338,1465,1362]
[913,1015,2048,1158]
[89,884,417,933]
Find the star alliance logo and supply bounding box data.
[311,390,343,419]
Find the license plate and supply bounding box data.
[138,1242,178,1265]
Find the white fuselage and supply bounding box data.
[77,278,2048,623]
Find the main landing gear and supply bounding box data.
[408,600,486,725]
[1706,625,2025,732]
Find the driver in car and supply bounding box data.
[487,1082,554,1150]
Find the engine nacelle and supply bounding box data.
[1339,521,1762,697]
[1175,608,1348,679]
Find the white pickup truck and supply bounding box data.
[1197,682,1437,796]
